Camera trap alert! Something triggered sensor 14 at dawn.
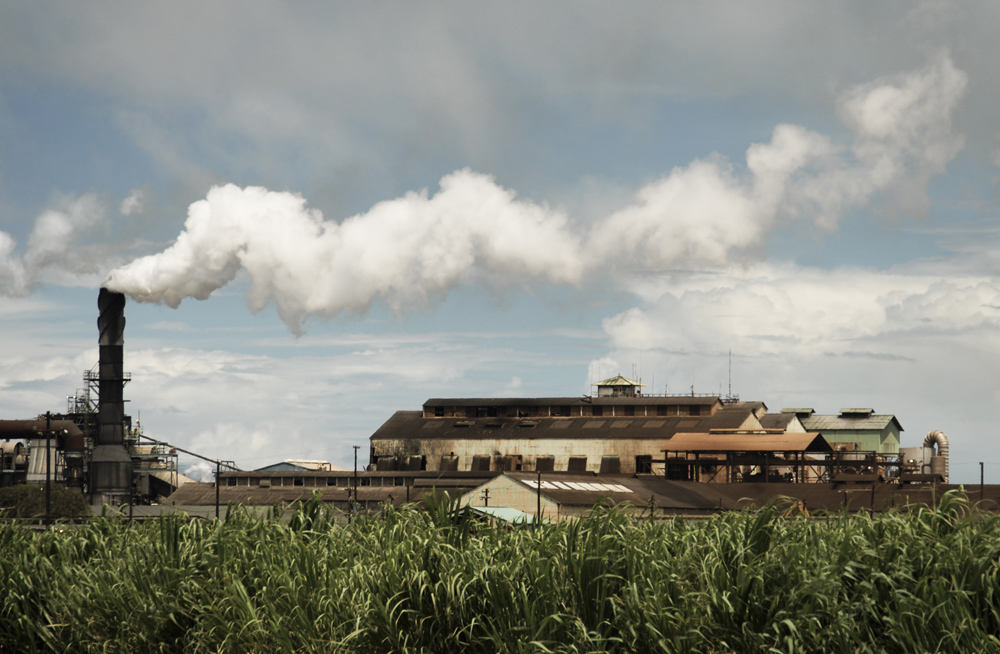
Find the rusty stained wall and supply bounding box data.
[461,476,561,519]
[372,436,663,475]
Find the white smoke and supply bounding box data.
[104,55,967,331]
[0,193,108,296]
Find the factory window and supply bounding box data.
[394,477,405,486]
[326,477,336,486]
[535,455,555,472]
[466,407,477,418]
[656,405,668,416]
[360,478,371,486]
[599,455,621,474]
[635,455,653,474]
[293,477,304,487]
[592,405,603,417]
[434,406,444,417]
[689,405,701,417]
[553,405,571,416]
[623,405,635,417]
[226,477,238,486]
[567,456,588,473]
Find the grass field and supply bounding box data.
[1,490,998,653]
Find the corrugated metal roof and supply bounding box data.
[801,414,902,432]
[422,396,721,407]
[759,413,797,430]
[501,473,738,511]
[370,411,735,442]
[662,432,831,453]
[469,506,541,524]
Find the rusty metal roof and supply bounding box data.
[371,411,736,442]
[662,432,832,453]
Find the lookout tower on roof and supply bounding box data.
[593,375,644,398]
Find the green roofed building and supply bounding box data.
[780,408,902,455]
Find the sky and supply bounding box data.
[1,2,999,483]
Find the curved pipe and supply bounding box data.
[923,430,950,483]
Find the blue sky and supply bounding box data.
[1,3,999,482]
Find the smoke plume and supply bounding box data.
[0,193,108,296]
[103,55,966,332]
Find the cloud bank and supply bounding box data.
[102,55,966,333]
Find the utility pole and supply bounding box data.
[981,461,985,503]
[536,468,541,529]
[352,445,359,522]
[481,488,490,507]
[45,411,51,525]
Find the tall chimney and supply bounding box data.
[90,288,132,504]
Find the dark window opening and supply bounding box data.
[535,456,555,473]
[592,405,603,417]
[293,477,304,487]
[665,460,691,481]
[656,405,668,416]
[689,405,701,417]
[599,455,621,474]
[624,405,635,417]
[434,406,444,417]
[226,477,238,486]
[635,455,653,474]
[567,456,588,473]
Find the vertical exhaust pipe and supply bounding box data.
[90,288,133,505]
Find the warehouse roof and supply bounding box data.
[422,395,722,407]
[371,408,762,442]
[800,413,903,432]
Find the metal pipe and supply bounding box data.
[923,430,950,483]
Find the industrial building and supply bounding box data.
[0,289,194,510]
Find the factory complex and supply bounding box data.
[0,289,980,521]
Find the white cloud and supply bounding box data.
[120,188,147,216]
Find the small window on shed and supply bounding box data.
[226,477,238,486]
[293,477,304,487]
[689,405,701,417]
[327,477,336,486]
[471,455,491,472]
[623,405,635,417]
[434,406,444,417]
[592,405,603,417]
[567,456,588,473]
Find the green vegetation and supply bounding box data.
[1,491,999,653]
[0,483,92,520]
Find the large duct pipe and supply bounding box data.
[923,430,950,484]
[91,288,133,504]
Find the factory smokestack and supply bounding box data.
[90,288,132,505]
